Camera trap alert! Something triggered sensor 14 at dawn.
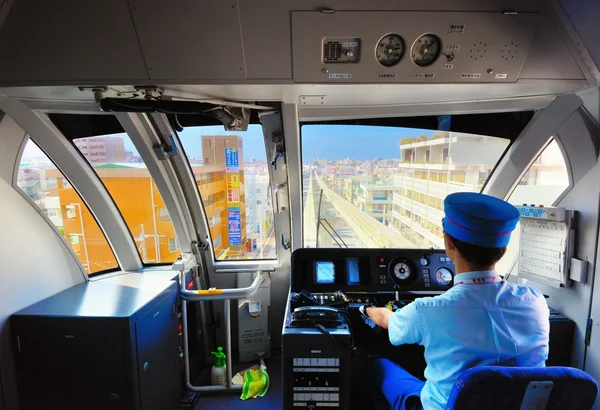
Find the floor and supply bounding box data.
[194,358,283,410]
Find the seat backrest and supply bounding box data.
[445,366,598,410]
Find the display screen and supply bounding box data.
[315,261,335,284]
[347,258,360,285]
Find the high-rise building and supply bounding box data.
[74,136,126,164]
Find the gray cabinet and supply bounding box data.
[11,274,180,410]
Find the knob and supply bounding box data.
[143,362,149,372]
[346,50,354,58]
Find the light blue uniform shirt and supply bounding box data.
[387,270,550,410]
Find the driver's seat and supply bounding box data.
[445,366,598,410]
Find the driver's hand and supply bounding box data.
[359,304,376,328]
[362,316,376,328]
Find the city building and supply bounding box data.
[355,181,394,224]
[391,133,567,248]
[73,136,127,164]
[244,172,274,258]
[343,175,374,202]
[392,132,509,247]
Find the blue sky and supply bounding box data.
[120,124,436,162]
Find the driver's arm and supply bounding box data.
[369,301,424,346]
[366,307,394,329]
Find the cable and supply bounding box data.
[336,308,356,350]
[310,320,353,349]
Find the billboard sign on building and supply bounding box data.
[228,207,242,246]
[226,173,240,204]
[226,147,242,246]
[225,148,239,173]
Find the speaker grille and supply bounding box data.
[323,42,342,62]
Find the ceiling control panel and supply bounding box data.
[291,248,455,293]
[293,11,538,83]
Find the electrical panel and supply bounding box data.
[516,206,574,288]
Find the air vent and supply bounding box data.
[500,42,519,61]
[469,42,487,61]
[323,41,342,62]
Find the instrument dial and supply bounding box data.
[393,262,411,280]
[411,34,441,67]
[435,268,454,286]
[376,34,405,67]
[389,258,416,286]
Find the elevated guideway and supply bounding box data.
[303,170,416,249]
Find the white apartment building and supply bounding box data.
[244,172,274,257]
[391,133,569,249]
[74,136,127,165]
[391,132,510,248]
[355,182,394,224]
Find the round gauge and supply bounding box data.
[420,256,429,266]
[376,34,405,67]
[435,268,454,286]
[411,34,442,67]
[393,262,412,280]
[389,258,416,286]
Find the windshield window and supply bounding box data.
[72,131,180,264]
[302,125,510,249]
[178,124,276,261]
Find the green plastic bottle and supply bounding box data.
[211,346,227,385]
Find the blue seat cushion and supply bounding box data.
[446,366,598,410]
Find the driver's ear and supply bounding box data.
[444,232,456,252]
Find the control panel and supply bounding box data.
[291,248,455,294]
[292,11,538,84]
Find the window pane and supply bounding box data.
[496,139,570,275]
[72,131,181,263]
[302,126,510,249]
[178,124,276,260]
[17,139,118,274]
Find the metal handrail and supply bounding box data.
[179,269,264,392]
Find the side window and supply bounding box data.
[496,139,570,275]
[16,139,119,275]
[72,131,181,264]
[178,124,276,261]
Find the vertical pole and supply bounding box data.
[73,203,90,274]
[140,224,147,263]
[181,271,192,386]
[316,189,324,248]
[150,179,160,262]
[224,299,233,389]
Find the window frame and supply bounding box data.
[504,137,573,206]
[12,106,290,274]
[66,128,184,266]
[299,121,515,249]
[174,123,279,263]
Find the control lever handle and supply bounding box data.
[394,284,400,303]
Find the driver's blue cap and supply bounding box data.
[443,192,520,248]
